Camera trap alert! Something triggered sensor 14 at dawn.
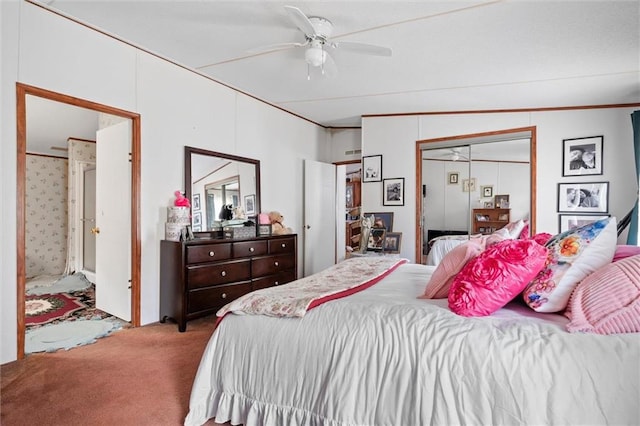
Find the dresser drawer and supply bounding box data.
[233,240,268,258]
[252,270,296,291]
[186,243,232,264]
[186,259,251,289]
[252,254,296,277]
[187,282,252,314]
[269,237,296,254]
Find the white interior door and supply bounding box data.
[95,120,131,321]
[304,159,336,276]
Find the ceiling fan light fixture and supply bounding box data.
[305,45,326,67]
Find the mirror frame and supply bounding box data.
[415,126,537,263]
[184,146,261,234]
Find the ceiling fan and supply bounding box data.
[250,5,392,79]
[426,148,470,162]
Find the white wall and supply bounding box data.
[362,109,638,263]
[1,2,329,363]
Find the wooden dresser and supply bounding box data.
[472,208,510,234]
[160,234,297,331]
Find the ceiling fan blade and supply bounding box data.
[321,51,338,77]
[247,41,307,55]
[332,41,392,57]
[284,5,317,37]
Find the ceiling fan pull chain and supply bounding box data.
[307,63,311,81]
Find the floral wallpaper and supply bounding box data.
[25,155,68,277]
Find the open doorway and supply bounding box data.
[16,83,141,359]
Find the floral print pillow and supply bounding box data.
[523,217,617,313]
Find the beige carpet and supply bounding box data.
[1,315,229,426]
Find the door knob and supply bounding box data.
[91,227,100,235]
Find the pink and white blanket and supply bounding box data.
[216,256,408,318]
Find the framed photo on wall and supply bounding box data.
[448,172,459,185]
[462,178,477,192]
[559,214,610,233]
[192,193,201,211]
[383,178,404,206]
[557,182,609,213]
[481,185,493,198]
[362,155,382,182]
[244,194,256,216]
[562,135,603,176]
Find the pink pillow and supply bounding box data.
[531,232,553,246]
[613,245,640,262]
[448,239,548,317]
[518,221,530,239]
[566,254,640,334]
[420,239,485,299]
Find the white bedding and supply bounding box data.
[185,263,640,426]
[426,236,468,265]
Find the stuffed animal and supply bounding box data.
[268,211,293,235]
[219,204,233,220]
[174,190,190,208]
[232,206,246,220]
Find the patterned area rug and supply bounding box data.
[25,293,86,326]
[26,285,114,330]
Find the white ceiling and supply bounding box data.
[33,0,638,129]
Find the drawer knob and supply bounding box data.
[281,243,286,248]
[209,251,215,257]
[221,271,226,277]
[249,247,255,252]
[274,261,279,266]
[275,281,279,286]
[222,293,227,299]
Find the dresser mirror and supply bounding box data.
[184,146,261,234]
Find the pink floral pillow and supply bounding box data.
[523,217,617,313]
[420,239,485,299]
[566,254,640,334]
[448,239,548,317]
[530,232,553,246]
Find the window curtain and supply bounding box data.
[628,110,640,245]
[63,139,96,275]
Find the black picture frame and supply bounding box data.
[562,135,603,177]
[362,155,382,182]
[192,193,201,211]
[363,212,394,232]
[383,232,402,254]
[557,182,609,213]
[448,172,459,185]
[558,214,611,233]
[367,228,386,251]
[382,177,404,206]
[481,185,493,198]
[244,194,256,216]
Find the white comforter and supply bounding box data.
[185,263,640,426]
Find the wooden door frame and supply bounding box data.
[415,126,537,263]
[16,83,141,359]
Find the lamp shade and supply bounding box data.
[305,46,326,67]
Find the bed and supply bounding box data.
[185,257,640,426]
[425,234,469,265]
